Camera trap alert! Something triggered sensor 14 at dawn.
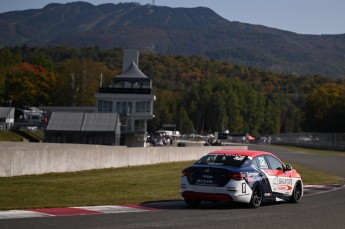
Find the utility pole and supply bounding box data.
[7,99,12,129]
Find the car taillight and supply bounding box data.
[231,173,246,181]
[182,169,193,177]
[222,173,245,180]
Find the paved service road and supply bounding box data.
[2,145,345,229]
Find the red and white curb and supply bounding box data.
[302,184,344,195]
[1,184,343,220]
[0,204,155,220]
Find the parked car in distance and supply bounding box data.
[180,150,303,208]
[153,138,164,146]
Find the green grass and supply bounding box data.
[0,130,23,141]
[0,130,44,142]
[30,130,44,140]
[0,161,343,210]
[289,163,344,184]
[272,145,345,156]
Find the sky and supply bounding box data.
[1,0,344,35]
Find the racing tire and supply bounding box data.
[249,185,263,208]
[290,181,303,203]
[184,197,201,208]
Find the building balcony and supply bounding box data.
[99,87,151,94]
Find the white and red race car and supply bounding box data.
[180,150,303,208]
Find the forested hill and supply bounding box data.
[1,1,345,78]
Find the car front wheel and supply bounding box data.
[290,181,303,203]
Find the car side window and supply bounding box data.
[252,158,260,169]
[265,155,284,170]
[253,156,269,169]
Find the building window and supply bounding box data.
[134,120,145,131]
[142,81,151,88]
[135,101,151,113]
[116,101,133,114]
[98,100,113,112]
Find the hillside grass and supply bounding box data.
[272,145,345,156]
[0,130,23,141]
[0,130,44,142]
[0,161,343,210]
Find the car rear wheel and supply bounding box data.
[184,197,201,208]
[249,185,263,208]
[290,181,302,203]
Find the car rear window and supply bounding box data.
[196,154,250,167]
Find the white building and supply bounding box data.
[95,50,155,147]
[0,107,14,130]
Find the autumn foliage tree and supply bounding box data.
[303,83,345,132]
[1,46,344,133]
[4,63,57,107]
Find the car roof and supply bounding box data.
[208,149,275,158]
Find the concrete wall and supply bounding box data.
[0,142,247,177]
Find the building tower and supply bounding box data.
[95,49,155,147]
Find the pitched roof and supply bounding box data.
[46,112,120,132]
[81,113,119,131]
[115,62,149,79]
[46,112,84,131]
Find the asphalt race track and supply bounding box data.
[1,145,345,229]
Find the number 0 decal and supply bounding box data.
[242,183,246,193]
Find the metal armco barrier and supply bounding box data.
[271,133,345,151]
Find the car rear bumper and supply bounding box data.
[182,191,233,201]
[180,178,252,203]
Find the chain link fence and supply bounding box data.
[270,133,345,151]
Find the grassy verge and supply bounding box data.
[0,161,343,210]
[271,145,345,156]
[0,131,23,141]
[288,163,344,184]
[0,130,44,142]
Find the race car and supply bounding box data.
[180,149,303,208]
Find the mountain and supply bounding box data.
[1,1,345,78]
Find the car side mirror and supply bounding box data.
[285,165,292,171]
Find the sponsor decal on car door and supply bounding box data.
[263,155,293,196]
[254,155,293,197]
